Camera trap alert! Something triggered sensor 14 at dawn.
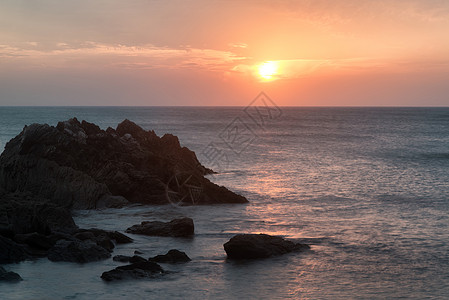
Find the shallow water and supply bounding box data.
[1,107,448,299]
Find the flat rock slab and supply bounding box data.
[126,217,194,237]
[223,234,310,259]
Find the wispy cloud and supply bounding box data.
[0,42,248,71]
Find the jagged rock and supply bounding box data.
[126,218,194,237]
[101,261,163,281]
[47,240,111,263]
[223,234,310,259]
[0,266,22,282]
[0,118,247,208]
[149,249,191,263]
[0,235,28,263]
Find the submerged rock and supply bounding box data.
[0,266,22,282]
[0,118,248,208]
[223,234,310,259]
[126,217,194,237]
[149,249,191,263]
[101,261,163,281]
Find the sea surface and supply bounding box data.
[0,106,448,299]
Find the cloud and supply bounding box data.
[0,42,249,71]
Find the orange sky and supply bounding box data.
[1,0,449,106]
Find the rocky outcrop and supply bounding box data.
[101,261,164,281]
[0,266,22,282]
[223,234,310,259]
[0,118,248,208]
[126,217,194,237]
[149,249,191,263]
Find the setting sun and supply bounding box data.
[258,61,278,80]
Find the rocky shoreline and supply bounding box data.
[0,119,309,282]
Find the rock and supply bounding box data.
[134,250,144,255]
[112,254,147,264]
[13,232,54,250]
[0,235,28,263]
[107,231,134,244]
[0,194,78,236]
[75,228,133,244]
[126,217,194,237]
[223,234,310,259]
[0,118,248,207]
[149,249,191,263]
[47,240,111,263]
[101,261,163,281]
[129,255,147,263]
[0,266,22,282]
[113,255,132,263]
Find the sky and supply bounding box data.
[1,0,449,106]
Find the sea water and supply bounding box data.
[0,106,448,299]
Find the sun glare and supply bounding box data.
[258,61,278,81]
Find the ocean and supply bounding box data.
[0,106,448,299]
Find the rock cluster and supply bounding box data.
[103,249,190,281]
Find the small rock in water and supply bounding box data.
[0,267,22,282]
[126,217,194,237]
[129,255,147,263]
[113,255,132,263]
[223,234,310,259]
[149,249,191,263]
[101,261,164,281]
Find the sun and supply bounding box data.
[258,61,278,80]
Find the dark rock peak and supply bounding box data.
[0,118,248,208]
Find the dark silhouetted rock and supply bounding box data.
[126,217,194,237]
[113,255,132,263]
[149,249,191,263]
[13,232,54,250]
[0,193,78,236]
[129,255,147,263]
[101,261,163,281]
[0,235,28,263]
[47,240,111,263]
[0,118,247,208]
[0,266,22,282]
[223,234,310,259]
[74,228,133,251]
